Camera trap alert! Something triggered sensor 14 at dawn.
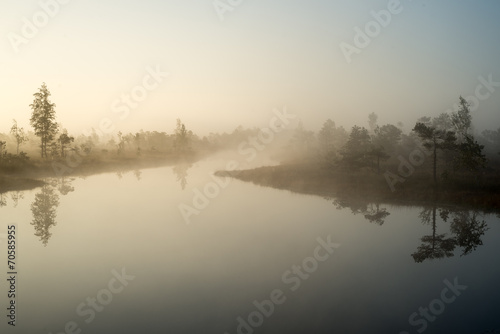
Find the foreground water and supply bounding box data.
[0,155,499,334]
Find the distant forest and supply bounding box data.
[280,96,500,190]
[1,83,500,192]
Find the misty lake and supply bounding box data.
[1,155,499,334]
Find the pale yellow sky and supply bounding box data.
[1,0,499,136]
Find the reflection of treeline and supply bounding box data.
[329,194,490,263]
[279,96,499,190]
[412,206,489,263]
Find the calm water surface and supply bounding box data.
[1,156,499,334]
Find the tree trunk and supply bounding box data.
[433,139,437,188]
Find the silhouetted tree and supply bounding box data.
[368,112,378,133]
[367,145,390,173]
[318,119,341,166]
[369,124,402,172]
[318,119,336,155]
[174,119,190,153]
[10,120,28,154]
[373,124,402,153]
[454,135,487,173]
[413,122,456,187]
[432,113,453,132]
[58,130,74,158]
[117,131,125,155]
[481,127,500,156]
[0,141,6,160]
[341,126,372,169]
[451,96,472,143]
[135,132,142,156]
[30,83,58,158]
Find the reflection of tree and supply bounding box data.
[10,191,24,208]
[412,206,456,263]
[363,203,390,225]
[114,169,143,181]
[328,196,390,225]
[57,177,75,196]
[173,162,192,190]
[412,206,488,263]
[133,169,142,181]
[445,210,489,256]
[31,184,59,246]
[0,193,7,208]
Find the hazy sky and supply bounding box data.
[1,0,499,136]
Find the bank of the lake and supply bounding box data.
[215,163,500,213]
[0,151,202,194]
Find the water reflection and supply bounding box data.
[172,161,192,190]
[327,196,391,225]
[412,206,488,263]
[115,169,143,181]
[411,206,456,263]
[363,203,390,225]
[57,177,75,196]
[0,192,6,207]
[325,194,489,263]
[10,190,24,207]
[30,182,60,246]
[133,169,142,181]
[444,209,489,256]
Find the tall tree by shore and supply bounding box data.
[413,122,456,188]
[30,83,58,159]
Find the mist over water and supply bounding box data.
[1,157,499,334]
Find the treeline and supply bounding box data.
[280,96,500,189]
[0,83,282,174]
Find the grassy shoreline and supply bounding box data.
[0,151,202,194]
[215,163,500,213]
